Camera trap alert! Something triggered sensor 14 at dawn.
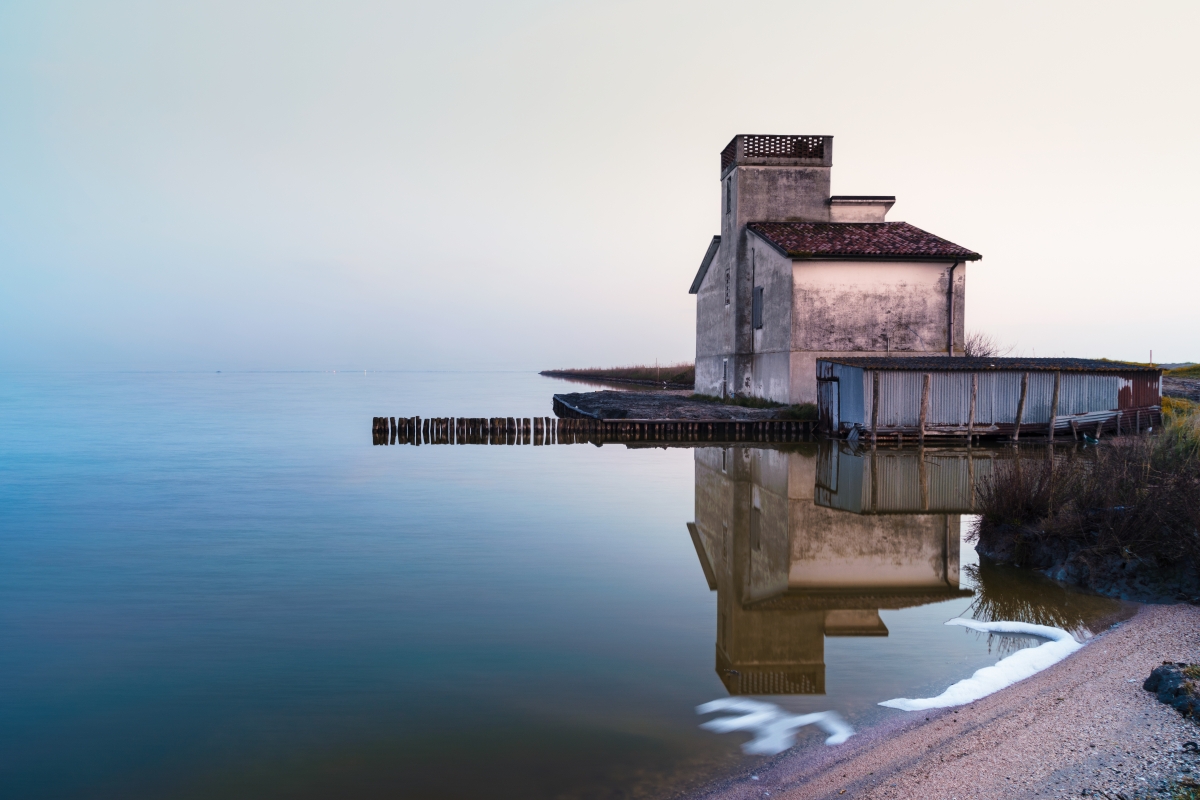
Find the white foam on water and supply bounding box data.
[879,618,1084,712]
[696,698,854,755]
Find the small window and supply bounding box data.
[724,268,730,306]
[752,286,764,329]
[725,178,731,215]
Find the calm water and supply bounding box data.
[0,372,1126,799]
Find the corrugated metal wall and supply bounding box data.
[828,364,1159,432]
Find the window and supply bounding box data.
[724,268,730,306]
[752,286,764,329]
[725,178,731,215]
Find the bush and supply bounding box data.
[972,404,1200,601]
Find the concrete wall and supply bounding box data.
[696,163,832,401]
[787,260,967,404]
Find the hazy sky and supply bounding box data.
[1,0,1197,371]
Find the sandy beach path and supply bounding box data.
[689,604,1200,800]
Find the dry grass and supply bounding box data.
[972,402,1200,600]
[690,392,780,408]
[540,363,695,387]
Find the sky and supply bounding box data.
[1,0,1197,371]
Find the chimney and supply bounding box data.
[829,196,896,223]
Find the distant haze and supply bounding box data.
[1,0,1196,371]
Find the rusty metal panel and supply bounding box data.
[1117,372,1161,409]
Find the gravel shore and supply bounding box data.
[688,604,1200,800]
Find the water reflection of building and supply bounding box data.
[689,443,987,695]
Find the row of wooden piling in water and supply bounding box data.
[371,416,816,446]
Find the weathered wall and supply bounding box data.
[786,260,967,403]
[745,243,793,402]
[694,238,732,397]
[697,164,833,402]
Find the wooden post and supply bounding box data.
[1069,418,1078,441]
[871,371,880,445]
[1013,372,1029,442]
[919,373,931,444]
[968,372,977,443]
[1115,410,1121,437]
[1048,372,1060,442]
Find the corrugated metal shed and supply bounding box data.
[816,357,1162,441]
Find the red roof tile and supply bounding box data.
[749,221,980,261]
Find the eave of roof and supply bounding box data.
[688,235,722,294]
[749,221,981,262]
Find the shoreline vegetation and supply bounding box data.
[539,363,695,389]
[972,396,1200,603]
[690,393,818,420]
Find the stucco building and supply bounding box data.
[689,135,981,405]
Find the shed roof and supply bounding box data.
[818,357,1161,373]
[749,221,981,261]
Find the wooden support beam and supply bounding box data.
[919,373,931,444]
[1013,373,1029,442]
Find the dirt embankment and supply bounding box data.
[1165,376,1200,404]
[687,604,1200,800]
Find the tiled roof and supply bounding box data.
[819,357,1161,373]
[749,221,981,261]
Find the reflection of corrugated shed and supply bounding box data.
[817,357,1161,440]
[815,441,1001,513]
